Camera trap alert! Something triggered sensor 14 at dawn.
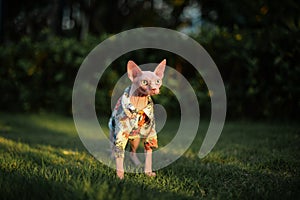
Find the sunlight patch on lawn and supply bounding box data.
[27,114,77,136]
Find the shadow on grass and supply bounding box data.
[158,154,300,199]
[158,120,300,199]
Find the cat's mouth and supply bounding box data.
[137,87,160,96]
[149,89,160,95]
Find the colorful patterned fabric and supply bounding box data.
[109,86,158,158]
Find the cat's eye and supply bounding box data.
[155,79,161,85]
[141,80,148,86]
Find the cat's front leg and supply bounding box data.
[116,157,124,179]
[144,149,156,177]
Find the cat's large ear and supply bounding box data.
[127,60,142,81]
[154,59,166,79]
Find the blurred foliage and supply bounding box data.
[198,0,300,119]
[0,0,299,119]
[0,30,101,113]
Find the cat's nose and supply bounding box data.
[151,88,159,94]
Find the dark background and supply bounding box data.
[0,0,299,120]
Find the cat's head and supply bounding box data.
[127,59,166,96]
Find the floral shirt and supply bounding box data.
[109,86,158,158]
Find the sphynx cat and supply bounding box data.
[109,59,166,179]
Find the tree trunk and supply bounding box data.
[50,0,64,36]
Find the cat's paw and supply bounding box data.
[117,170,124,179]
[145,171,156,177]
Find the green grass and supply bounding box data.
[0,113,299,199]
